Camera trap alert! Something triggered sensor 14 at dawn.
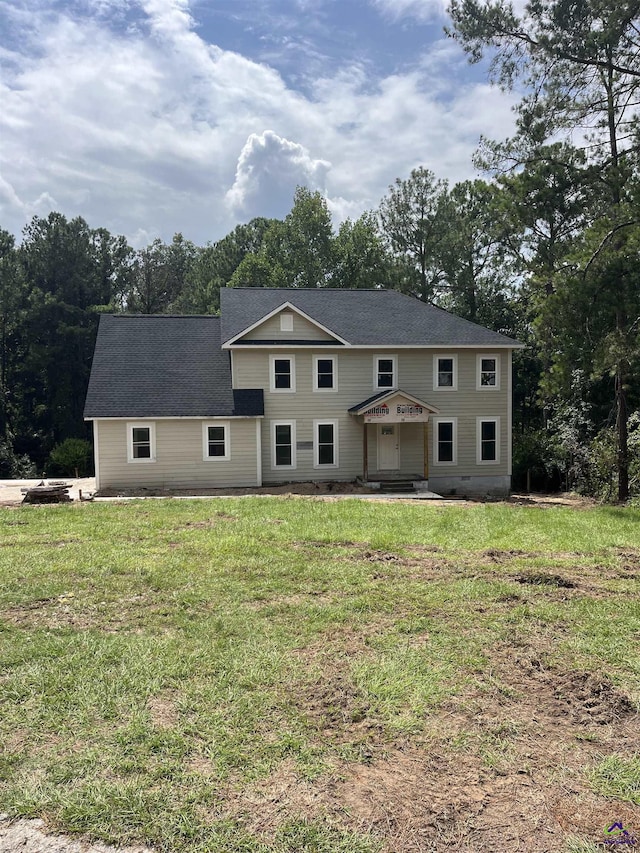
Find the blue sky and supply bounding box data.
[0,0,518,247]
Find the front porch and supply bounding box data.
[348,389,439,485]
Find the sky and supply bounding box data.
[0,0,520,248]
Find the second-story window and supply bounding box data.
[477,354,500,389]
[270,355,296,392]
[434,355,457,390]
[375,355,396,389]
[314,356,336,391]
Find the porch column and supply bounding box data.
[423,421,429,480]
[363,421,369,481]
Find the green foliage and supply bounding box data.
[378,166,447,301]
[47,438,93,477]
[0,437,36,478]
[589,755,640,804]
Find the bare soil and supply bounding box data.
[227,636,638,852]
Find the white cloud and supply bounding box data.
[0,0,517,245]
[371,0,448,23]
[226,130,331,219]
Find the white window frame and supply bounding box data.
[477,354,500,390]
[373,354,397,390]
[313,355,337,392]
[270,354,296,393]
[432,417,457,466]
[280,312,294,332]
[202,421,230,462]
[271,420,297,470]
[127,421,156,463]
[313,419,338,468]
[477,417,500,465]
[433,354,458,391]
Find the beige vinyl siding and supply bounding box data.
[232,347,512,481]
[95,419,259,489]
[240,311,337,342]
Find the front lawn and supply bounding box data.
[1,498,638,852]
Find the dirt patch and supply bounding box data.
[515,572,577,588]
[0,815,153,853]
[147,693,179,729]
[223,630,639,853]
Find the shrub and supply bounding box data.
[48,438,93,477]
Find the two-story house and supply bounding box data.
[84,288,523,496]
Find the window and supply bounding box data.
[314,356,336,391]
[202,421,230,461]
[433,418,457,465]
[374,355,397,389]
[434,355,457,390]
[477,418,500,464]
[127,422,156,463]
[271,421,296,469]
[270,355,296,392]
[314,420,338,468]
[477,354,500,390]
[280,312,293,332]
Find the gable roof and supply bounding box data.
[220,288,523,348]
[84,315,263,419]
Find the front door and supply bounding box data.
[378,424,399,470]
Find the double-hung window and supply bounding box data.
[374,355,397,390]
[270,355,296,392]
[272,421,296,469]
[314,420,338,468]
[477,354,500,390]
[127,422,156,463]
[314,356,336,391]
[434,355,457,390]
[202,421,230,461]
[432,418,456,465]
[477,417,499,464]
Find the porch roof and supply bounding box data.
[348,389,440,417]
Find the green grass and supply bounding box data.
[1,497,639,851]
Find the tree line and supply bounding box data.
[1,0,639,500]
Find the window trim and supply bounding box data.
[433,354,458,391]
[271,420,297,470]
[313,419,338,468]
[202,420,230,462]
[477,417,500,465]
[476,353,500,391]
[432,417,457,466]
[269,354,296,393]
[373,354,397,390]
[127,421,156,463]
[313,355,337,392]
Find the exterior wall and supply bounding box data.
[94,418,260,490]
[231,347,512,485]
[240,311,337,342]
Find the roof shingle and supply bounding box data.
[220,288,523,348]
[84,315,264,419]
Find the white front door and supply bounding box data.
[378,424,400,470]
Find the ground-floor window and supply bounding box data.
[202,421,230,461]
[314,420,338,468]
[433,418,457,465]
[127,422,156,462]
[477,417,499,463]
[271,421,296,469]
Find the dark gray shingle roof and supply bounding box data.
[84,315,263,419]
[220,288,523,347]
